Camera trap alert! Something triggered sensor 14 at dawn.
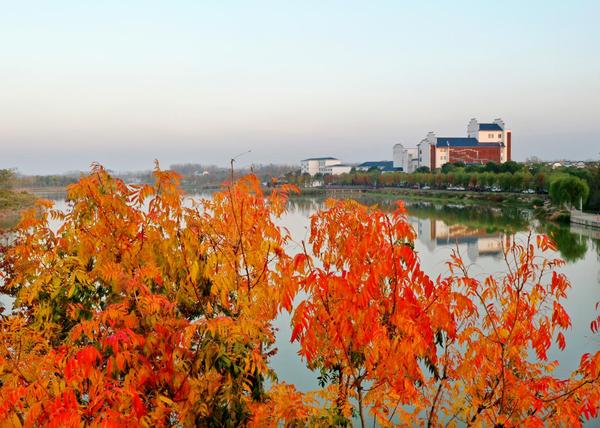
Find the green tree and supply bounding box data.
[499,160,522,174]
[549,175,590,208]
[484,161,500,173]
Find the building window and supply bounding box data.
[498,133,502,138]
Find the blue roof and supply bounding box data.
[479,123,502,131]
[435,137,479,147]
[357,161,394,168]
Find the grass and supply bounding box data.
[0,189,36,229]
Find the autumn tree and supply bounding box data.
[0,163,299,426]
[417,235,599,427]
[290,200,459,426]
[289,201,599,427]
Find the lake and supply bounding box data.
[1,193,599,420]
[269,196,600,393]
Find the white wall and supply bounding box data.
[417,139,430,169]
[406,148,418,173]
[300,160,320,176]
[435,146,449,168]
[477,130,504,143]
[301,158,341,176]
[323,159,341,167]
[322,165,352,175]
[393,143,405,169]
[417,132,435,169]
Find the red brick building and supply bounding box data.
[415,118,512,170]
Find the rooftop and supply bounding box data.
[478,123,503,131]
[436,138,504,148]
[357,161,394,168]
[435,137,479,147]
[301,157,338,161]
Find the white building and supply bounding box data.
[321,164,353,175]
[393,144,418,173]
[416,132,436,170]
[300,157,341,176]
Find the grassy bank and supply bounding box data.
[0,189,36,229]
[0,189,36,210]
[293,186,572,223]
[308,187,546,206]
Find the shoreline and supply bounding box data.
[0,190,36,230]
[12,185,570,224]
[289,186,573,223]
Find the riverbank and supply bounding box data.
[290,186,575,223]
[297,186,545,206]
[13,184,569,225]
[0,190,36,229]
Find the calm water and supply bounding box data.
[270,197,600,393]
[2,194,599,411]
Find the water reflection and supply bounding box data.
[285,197,600,264]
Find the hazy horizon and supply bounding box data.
[2,1,599,175]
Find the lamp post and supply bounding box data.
[230,150,252,180]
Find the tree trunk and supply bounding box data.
[357,385,366,428]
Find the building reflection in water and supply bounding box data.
[409,217,507,262]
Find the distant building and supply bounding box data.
[300,157,341,176]
[355,161,399,173]
[411,118,512,170]
[393,144,418,173]
[321,164,353,175]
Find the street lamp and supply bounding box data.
[230,150,252,179]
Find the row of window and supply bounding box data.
[486,133,503,139]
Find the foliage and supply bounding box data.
[291,200,457,426]
[0,163,300,426]
[289,202,599,427]
[416,235,599,426]
[549,175,590,208]
[1,164,598,427]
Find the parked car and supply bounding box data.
[421,185,431,190]
[522,189,535,194]
[491,186,502,192]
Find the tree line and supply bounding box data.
[285,161,599,211]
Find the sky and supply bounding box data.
[1,1,599,174]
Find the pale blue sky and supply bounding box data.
[1,1,599,173]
